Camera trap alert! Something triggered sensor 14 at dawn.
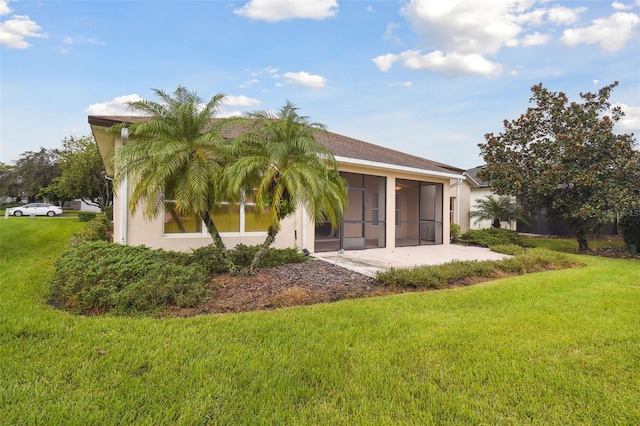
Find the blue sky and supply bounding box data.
[1,0,639,170]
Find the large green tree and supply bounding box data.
[3,148,61,202]
[469,195,529,229]
[479,82,638,251]
[0,162,20,201]
[58,136,113,210]
[225,101,348,275]
[111,86,233,265]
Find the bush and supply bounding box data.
[190,244,308,275]
[618,213,640,248]
[49,241,207,315]
[450,223,461,242]
[489,244,526,256]
[78,212,98,222]
[459,228,523,247]
[375,248,579,288]
[103,205,114,221]
[68,214,109,248]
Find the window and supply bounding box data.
[164,195,274,235]
[164,202,202,234]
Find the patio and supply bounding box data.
[313,244,508,277]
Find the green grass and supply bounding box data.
[1,219,640,424]
[522,235,627,252]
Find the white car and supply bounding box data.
[7,203,63,217]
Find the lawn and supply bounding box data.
[1,217,639,424]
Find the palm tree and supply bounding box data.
[111,86,234,267]
[224,101,348,275]
[469,195,530,229]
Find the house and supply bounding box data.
[89,115,466,253]
[464,165,518,230]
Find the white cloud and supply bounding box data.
[85,94,142,115]
[389,81,412,87]
[238,79,259,89]
[521,31,550,46]
[547,6,585,25]
[372,53,399,72]
[383,22,400,43]
[223,95,260,108]
[282,71,327,88]
[614,102,640,134]
[57,35,106,53]
[0,13,48,49]
[0,0,12,16]
[398,50,503,76]
[234,0,338,22]
[612,1,635,11]
[561,12,639,52]
[401,0,529,56]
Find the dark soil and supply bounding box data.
[164,259,404,317]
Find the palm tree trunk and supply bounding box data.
[247,221,281,275]
[202,211,238,273]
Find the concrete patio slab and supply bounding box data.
[313,245,508,277]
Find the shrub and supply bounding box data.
[450,223,461,242]
[68,214,109,248]
[103,205,114,221]
[375,249,579,288]
[489,244,526,256]
[190,244,308,274]
[618,213,640,248]
[459,228,523,247]
[49,241,207,315]
[78,212,98,222]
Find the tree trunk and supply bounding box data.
[492,217,502,228]
[247,221,281,276]
[202,211,237,274]
[576,233,589,252]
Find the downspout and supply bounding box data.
[119,175,128,245]
[301,204,308,251]
[119,127,129,245]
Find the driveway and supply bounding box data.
[313,244,508,277]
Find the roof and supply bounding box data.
[88,115,464,178]
[465,165,489,188]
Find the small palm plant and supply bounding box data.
[224,101,348,275]
[470,195,529,229]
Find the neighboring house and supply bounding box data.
[464,165,517,230]
[89,115,466,253]
[63,199,102,212]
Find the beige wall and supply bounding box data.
[450,178,472,233]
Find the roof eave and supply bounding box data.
[335,156,465,180]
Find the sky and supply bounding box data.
[1,0,639,170]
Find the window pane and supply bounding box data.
[164,203,202,234]
[210,204,241,232]
[245,205,273,232]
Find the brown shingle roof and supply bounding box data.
[88,115,464,177]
